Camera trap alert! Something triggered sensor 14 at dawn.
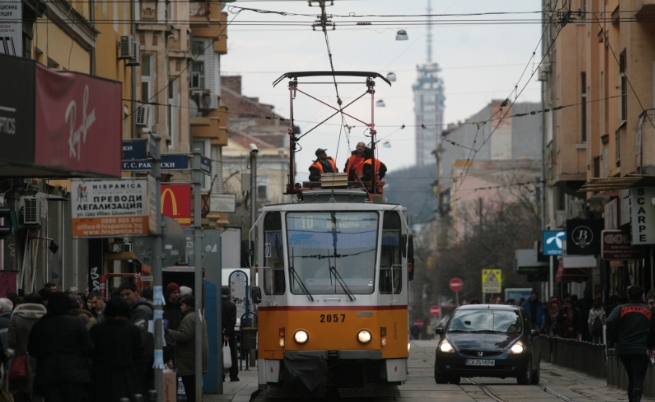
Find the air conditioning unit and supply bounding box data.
[569,199,586,219]
[126,43,141,66]
[555,210,566,228]
[122,242,133,253]
[135,106,149,127]
[119,35,135,59]
[22,196,40,225]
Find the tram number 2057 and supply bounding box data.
[320,314,346,323]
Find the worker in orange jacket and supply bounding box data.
[361,157,387,182]
[309,148,338,181]
[344,142,368,182]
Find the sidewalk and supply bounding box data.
[203,363,259,402]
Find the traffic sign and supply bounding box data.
[482,268,502,294]
[450,278,463,292]
[414,319,424,329]
[430,305,441,316]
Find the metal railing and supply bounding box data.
[536,335,655,398]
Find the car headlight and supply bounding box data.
[357,330,372,344]
[439,340,454,353]
[294,330,309,344]
[509,342,524,354]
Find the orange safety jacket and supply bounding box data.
[363,158,383,180]
[345,155,366,181]
[310,158,337,174]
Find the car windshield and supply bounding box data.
[286,211,378,295]
[448,309,522,334]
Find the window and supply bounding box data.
[620,52,627,121]
[615,128,621,166]
[257,176,269,201]
[263,212,285,295]
[581,72,587,143]
[190,40,206,89]
[380,211,402,294]
[141,54,154,128]
[448,309,522,334]
[286,212,379,295]
[168,79,178,148]
[192,139,210,190]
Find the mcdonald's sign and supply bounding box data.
[161,184,191,226]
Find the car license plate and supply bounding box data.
[465,359,495,366]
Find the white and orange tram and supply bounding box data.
[250,189,414,398]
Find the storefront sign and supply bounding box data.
[122,139,148,160]
[122,154,189,171]
[631,187,655,244]
[0,0,23,57]
[161,184,191,226]
[34,64,122,177]
[0,54,34,166]
[71,179,148,237]
[602,229,644,260]
[566,219,603,255]
[543,230,565,256]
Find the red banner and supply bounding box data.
[161,184,191,226]
[34,64,122,177]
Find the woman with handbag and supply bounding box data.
[8,293,46,402]
[27,292,93,402]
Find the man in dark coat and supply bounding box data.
[119,282,154,396]
[167,296,208,402]
[90,297,144,402]
[27,292,93,402]
[163,282,182,364]
[222,287,238,381]
[521,290,545,332]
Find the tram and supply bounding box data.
[249,71,413,398]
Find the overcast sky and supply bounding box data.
[221,0,543,178]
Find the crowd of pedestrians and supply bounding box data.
[0,280,218,402]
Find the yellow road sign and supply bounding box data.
[482,269,502,294]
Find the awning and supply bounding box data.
[555,262,590,283]
[578,175,655,192]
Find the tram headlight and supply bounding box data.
[357,329,372,344]
[294,330,309,344]
[509,342,524,354]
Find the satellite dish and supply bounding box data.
[189,98,199,118]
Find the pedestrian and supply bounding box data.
[557,298,579,339]
[361,155,388,186]
[27,292,93,402]
[87,291,106,323]
[0,298,13,345]
[166,296,208,402]
[89,297,143,402]
[221,287,239,382]
[8,293,46,402]
[344,142,368,182]
[606,294,619,316]
[70,294,98,330]
[309,148,338,182]
[588,298,606,344]
[37,288,51,307]
[606,286,655,402]
[43,283,56,293]
[521,291,545,333]
[545,297,562,337]
[163,282,182,365]
[577,298,592,342]
[118,282,154,396]
[180,286,193,297]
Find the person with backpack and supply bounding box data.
[588,298,606,344]
[606,286,655,402]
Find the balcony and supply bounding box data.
[191,105,228,146]
[636,0,655,20]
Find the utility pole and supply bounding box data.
[192,150,204,399]
[151,134,164,402]
[249,145,258,367]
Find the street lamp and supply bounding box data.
[386,72,397,82]
[376,100,386,108]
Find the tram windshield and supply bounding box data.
[286,212,379,295]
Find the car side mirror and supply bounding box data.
[251,286,262,304]
[434,327,444,335]
[530,329,540,337]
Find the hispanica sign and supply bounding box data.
[71,179,148,237]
